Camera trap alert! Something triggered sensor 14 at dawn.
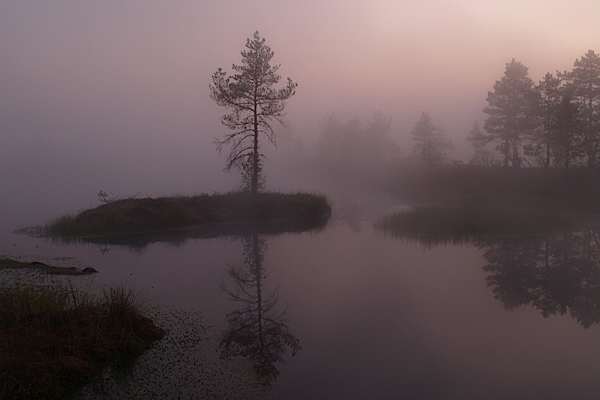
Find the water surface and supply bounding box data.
[3,203,600,399]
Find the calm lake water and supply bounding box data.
[3,199,600,400]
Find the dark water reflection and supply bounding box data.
[381,222,600,330]
[483,230,600,328]
[5,209,600,399]
[220,233,300,385]
[39,218,330,251]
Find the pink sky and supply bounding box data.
[1,0,598,220]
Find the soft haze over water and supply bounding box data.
[2,0,600,226]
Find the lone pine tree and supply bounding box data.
[210,31,297,193]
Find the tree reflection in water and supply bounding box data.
[483,229,600,328]
[220,233,300,385]
[379,220,600,328]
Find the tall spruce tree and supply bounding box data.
[210,32,297,193]
[536,72,563,167]
[411,112,450,166]
[570,50,600,167]
[467,122,494,166]
[554,85,580,168]
[484,59,539,167]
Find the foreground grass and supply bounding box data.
[44,192,331,239]
[0,284,164,400]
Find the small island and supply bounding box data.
[43,192,331,241]
[36,35,330,244]
[0,257,98,275]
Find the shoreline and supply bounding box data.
[34,192,331,242]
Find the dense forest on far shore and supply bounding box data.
[273,50,600,206]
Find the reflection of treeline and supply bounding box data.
[484,230,600,328]
[378,208,600,329]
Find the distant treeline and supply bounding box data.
[312,113,400,185]
[270,50,600,195]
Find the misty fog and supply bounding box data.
[6,2,600,399]
[2,0,599,227]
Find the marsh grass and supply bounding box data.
[43,192,331,239]
[0,257,97,276]
[380,166,600,245]
[376,205,583,245]
[392,166,600,211]
[0,283,164,400]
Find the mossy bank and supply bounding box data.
[44,192,331,239]
[0,285,164,400]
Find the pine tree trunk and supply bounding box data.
[251,88,259,195]
[252,124,259,194]
[511,140,520,168]
[587,97,595,168]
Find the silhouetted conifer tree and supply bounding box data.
[210,32,297,193]
[484,59,539,167]
[411,112,450,166]
[570,50,600,167]
[467,122,495,166]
